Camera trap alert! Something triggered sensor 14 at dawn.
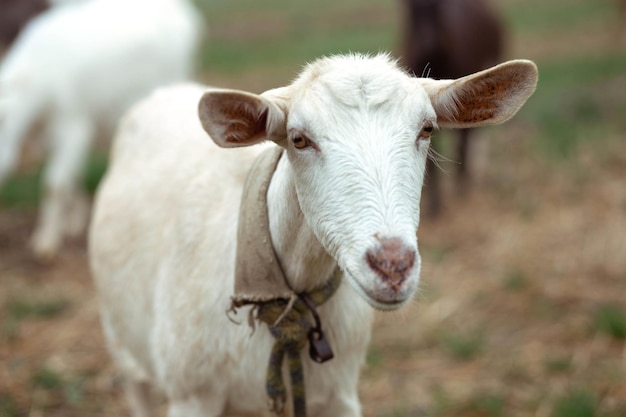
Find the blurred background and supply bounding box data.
[1,0,625,416]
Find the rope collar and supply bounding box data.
[256,269,341,416]
[231,146,293,305]
[228,146,341,416]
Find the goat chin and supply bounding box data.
[343,268,418,312]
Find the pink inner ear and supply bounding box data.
[439,70,520,125]
[204,92,269,145]
[224,104,268,145]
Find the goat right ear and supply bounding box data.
[198,89,287,148]
[420,60,538,129]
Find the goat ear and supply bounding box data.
[420,60,538,129]
[198,89,287,148]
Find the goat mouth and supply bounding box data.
[344,268,411,312]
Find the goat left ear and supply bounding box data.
[198,88,288,148]
[420,59,538,129]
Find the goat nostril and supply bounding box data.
[366,237,416,285]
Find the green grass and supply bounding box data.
[63,377,88,406]
[534,53,626,92]
[502,0,616,33]
[463,393,506,417]
[593,304,626,339]
[6,298,69,322]
[552,388,598,417]
[196,0,391,25]
[427,388,506,417]
[0,152,108,209]
[520,52,626,159]
[32,368,64,391]
[0,169,42,208]
[30,368,89,408]
[503,269,528,291]
[84,153,108,195]
[3,299,69,341]
[195,0,397,74]
[377,407,414,417]
[421,243,455,264]
[439,329,485,361]
[429,386,453,416]
[544,356,573,374]
[202,26,396,74]
[198,3,396,74]
[365,347,386,371]
[0,394,19,417]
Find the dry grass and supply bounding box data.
[1,132,624,417]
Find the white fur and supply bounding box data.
[0,0,203,259]
[89,54,537,416]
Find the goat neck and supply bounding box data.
[266,149,337,293]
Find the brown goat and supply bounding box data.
[401,0,504,216]
[0,0,49,50]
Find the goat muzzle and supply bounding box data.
[366,237,416,291]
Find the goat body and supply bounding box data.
[402,0,504,216]
[0,0,202,258]
[89,54,537,416]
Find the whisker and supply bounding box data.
[427,146,458,176]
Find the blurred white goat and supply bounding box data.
[0,0,203,259]
[90,54,537,417]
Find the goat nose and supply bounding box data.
[366,237,416,290]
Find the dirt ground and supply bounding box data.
[1,124,625,417]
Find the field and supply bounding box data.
[1,0,626,416]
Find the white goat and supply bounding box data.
[0,0,202,259]
[89,53,538,417]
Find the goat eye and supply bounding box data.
[418,124,434,141]
[292,136,310,149]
